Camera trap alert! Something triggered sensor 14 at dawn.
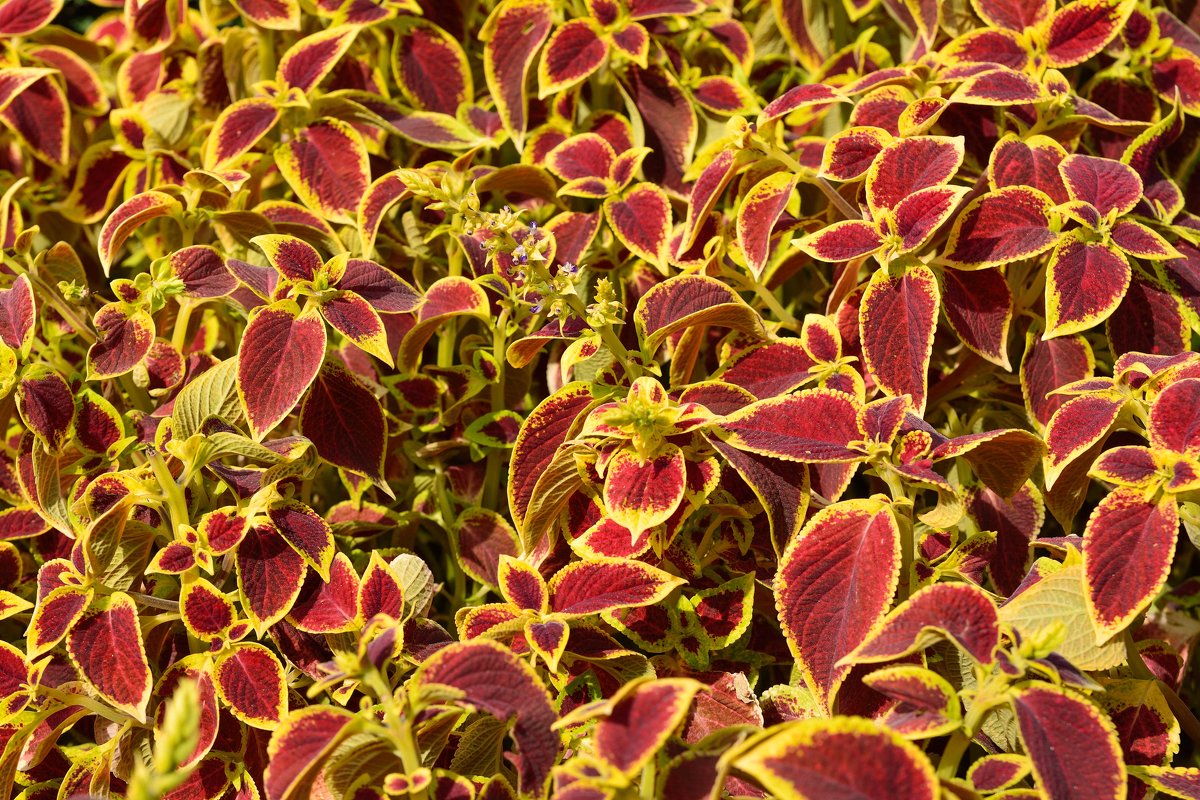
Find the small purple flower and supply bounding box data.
[560,261,578,276]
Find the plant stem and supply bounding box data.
[148,451,189,533]
[936,730,969,779]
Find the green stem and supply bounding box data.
[40,686,137,725]
[171,300,194,353]
[936,730,970,780]
[148,451,190,533]
[481,309,510,513]
[438,242,465,368]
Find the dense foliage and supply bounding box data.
[2,0,1200,796]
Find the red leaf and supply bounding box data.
[0,72,67,166]
[866,135,964,213]
[989,134,1068,202]
[454,509,519,587]
[953,67,1051,105]
[716,339,816,398]
[1046,235,1130,337]
[170,246,236,299]
[268,500,335,581]
[821,126,891,181]
[28,585,91,656]
[66,593,152,721]
[181,579,234,641]
[944,186,1058,268]
[63,146,132,224]
[604,182,671,265]
[1012,684,1127,799]
[776,500,901,711]
[1044,393,1124,488]
[717,388,865,462]
[1021,328,1094,429]
[0,0,62,34]
[941,267,1013,368]
[237,301,327,440]
[1045,0,1132,67]
[98,190,180,273]
[289,552,360,634]
[1084,489,1179,640]
[357,173,411,257]
[590,679,704,776]
[498,555,548,612]
[891,185,968,253]
[300,361,387,486]
[274,118,369,224]
[320,291,390,365]
[393,20,472,114]
[972,0,1051,31]
[205,98,281,170]
[277,26,357,91]
[622,63,696,191]
[860,263,940,413]
[214,643,287,729]
[236,524,307,630]
[508,384,595,528]
[549,558,683,616]
[844,583,1000,666]
[681,149,738,253]
[796,220,883,262]
[87,303,155,379]
[759,83,844,124]
[737,172,798,277]
[634,274,764,353]
[733,716,938,799]
[602,446,687,535]
[353,553,401,624]
[16,368,73,452]
[710,436,810,555]
[481,0,553,144]
[414,641,558,795]
[1059,154,1142,217]
[538,19,608,96]
[1151,379,1200,455]
[264,706,357,800]
[967,485,1043,596]
[546,133,616,181]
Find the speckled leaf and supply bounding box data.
[549,558,684,616]
[215,643,287,729]
[733,716,938,799]
[275,118,369,224]
[843,582,1000,666]
[860,263,939,414]
[944,187,1058,269]
[414,640,557,795]
[1084,489,1178,642]
[66,593,151,722]
[1012,684,1127,800]
[776,499,900,712]
[98,191,179,274]
[537,19,607,97]
[237,301,326,440]
[1045,234,1130,338]
[481,0,553,146]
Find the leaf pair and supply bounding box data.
[236,235,420,439]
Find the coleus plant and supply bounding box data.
[3,0,1200,795]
